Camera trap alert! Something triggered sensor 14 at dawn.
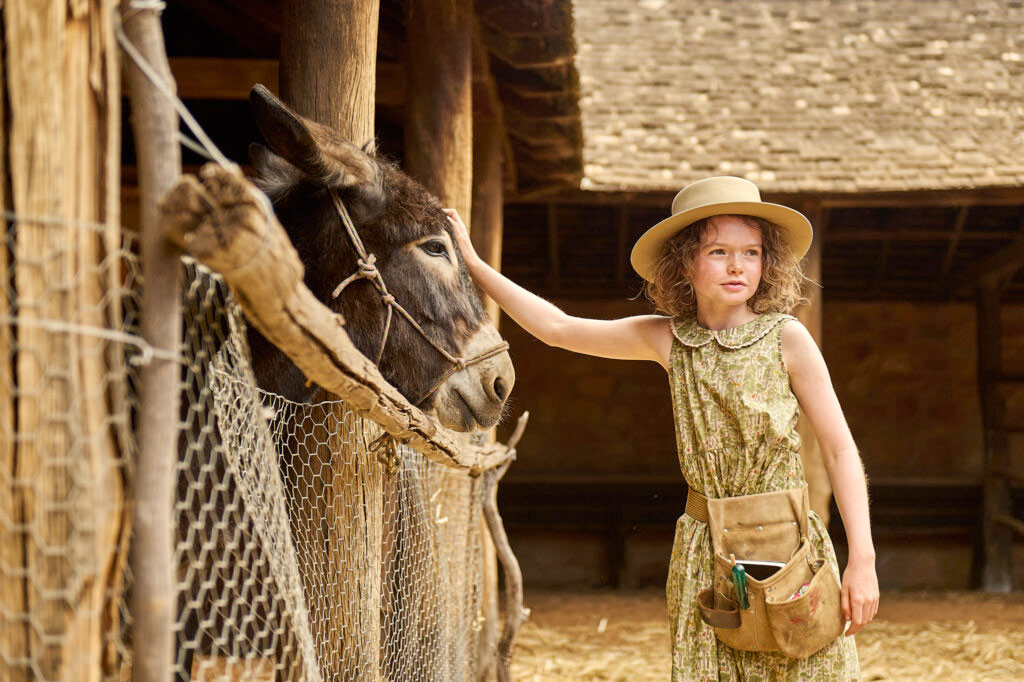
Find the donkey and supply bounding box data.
[245,84,513,430]
[171,86,515,680]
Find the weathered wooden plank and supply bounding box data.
[0,6,25,678]
[5,1,126,679]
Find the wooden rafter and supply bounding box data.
[937,205,971,295]
[521,187,1024,208]
[771,229,1014,242]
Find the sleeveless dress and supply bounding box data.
[664,312,861,681]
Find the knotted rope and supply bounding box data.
[328,190,509,405]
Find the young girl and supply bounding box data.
[445,175,878,680]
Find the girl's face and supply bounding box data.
[690,215,763,311]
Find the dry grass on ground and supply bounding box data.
[511,590,1024,681]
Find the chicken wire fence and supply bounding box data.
[2,221,495,681]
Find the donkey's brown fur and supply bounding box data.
[246,85,510,424]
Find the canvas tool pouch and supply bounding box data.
[693,486,845,659]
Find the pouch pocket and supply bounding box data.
[764,558,845,658]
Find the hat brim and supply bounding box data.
[629,201,813,282]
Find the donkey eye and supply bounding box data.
[420,239,449,259]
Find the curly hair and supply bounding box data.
[641,214,813,317]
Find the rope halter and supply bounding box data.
[328,190,509,406]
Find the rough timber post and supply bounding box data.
[2,0,126,679]
[405,0,477,678]
[280,0,382,677]
[793,202,833,525]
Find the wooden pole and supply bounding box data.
[793,203,833,525]
[120,1,183,680]
[482,413,530,682]
[978,276,1013,591]
[2,1,126,679]
[470,30,506,678]
[280,1,381,677]
[471,118,504,326]
[405,1,476,678]
[280,0,378,145]
[404,0,473,220]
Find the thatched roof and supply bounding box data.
[573,0,1024,193]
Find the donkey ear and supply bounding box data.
[249,143,304,201]
[249,84,383,203]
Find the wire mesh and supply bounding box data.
[3,217,493,680]
[1,217,138,681]
[173,261,489,681]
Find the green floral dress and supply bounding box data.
[665,312,861,681]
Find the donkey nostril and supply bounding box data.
[492,376,508,401]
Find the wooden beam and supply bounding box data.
[518,187,1024,209]
[937,205,970,295]
[168,57,278,99]
[164,57,406,106]
[829,229,1015,242]
[956,235,1024,294]
[977,278,1013,591]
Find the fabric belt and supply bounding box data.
[685,487,709,524]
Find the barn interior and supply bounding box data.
[134,0,1024,595]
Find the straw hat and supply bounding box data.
[629,176,813,282]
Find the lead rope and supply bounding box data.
[328,190,509,405]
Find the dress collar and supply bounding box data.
[671,312,792,349]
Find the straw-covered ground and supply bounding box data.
[511,590,1024,681]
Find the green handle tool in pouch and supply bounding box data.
[732,563,749,610]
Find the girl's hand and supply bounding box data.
[840,557,879,636]
[443,208,480,268]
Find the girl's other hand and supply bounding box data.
[443,208,480,268]
[840,558,879,636]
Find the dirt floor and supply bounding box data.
[511,590,1024,681]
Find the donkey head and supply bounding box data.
[245,85,514,432]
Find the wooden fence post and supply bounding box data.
[405,0,478,678]
[120,1,183,679]
[280,1,382,677]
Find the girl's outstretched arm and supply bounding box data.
[445,209,672,367]
[781,318,879,637]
